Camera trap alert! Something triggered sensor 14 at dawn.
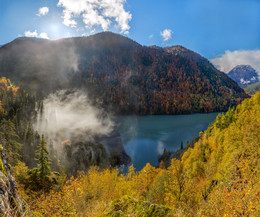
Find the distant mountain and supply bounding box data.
[243,82,260,95]
[0,32,248,114]
[227,65,259,87]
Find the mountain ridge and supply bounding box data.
[0,32,248,114]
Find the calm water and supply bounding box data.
[116,113,219,171]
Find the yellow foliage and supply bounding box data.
[0,77,19,96]
[20,92,260,216]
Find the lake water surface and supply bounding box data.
[116,113,219,171]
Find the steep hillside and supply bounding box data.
[25,92,260,216]
[0,32,247,114]
[228,65,259,87]
[243,81,260,95]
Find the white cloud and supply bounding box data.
[24,30,38,38]
[24,30,49,39]
[211,50,260,76]
[160,29,173,41]
[57,0,132,34]
[39,32,49,39]
[37,7,49,16]
[149,34,154,39]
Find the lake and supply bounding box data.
[116,113,219,171]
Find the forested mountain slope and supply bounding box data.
[244,81,260,95]
[0,32,247,114]
[25,92,260,216]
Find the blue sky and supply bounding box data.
[0,0,260,66]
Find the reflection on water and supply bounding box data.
[116,113,219,171]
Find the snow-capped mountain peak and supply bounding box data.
[228,65,259,87]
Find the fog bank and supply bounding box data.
[34,89,115,149]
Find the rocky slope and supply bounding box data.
[0,146,27,216]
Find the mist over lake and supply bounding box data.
[116,113,219,170]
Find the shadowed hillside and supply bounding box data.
[0,32,248,114]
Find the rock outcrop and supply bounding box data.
[0,146,26,216]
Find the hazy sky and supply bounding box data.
[0,0,259,64]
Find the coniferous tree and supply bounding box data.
[26,135,53,192]
[35,135,51,182]
[180,141,183,150]
[0,118,22,165]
